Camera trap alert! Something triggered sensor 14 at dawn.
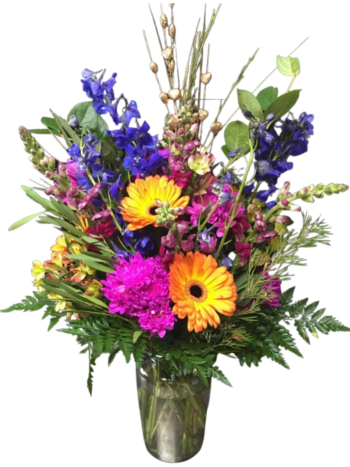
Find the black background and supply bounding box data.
[0,2,350,465]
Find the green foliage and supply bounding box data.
[99,140,120,164]
[28,115,61,136]
[8,211,46,231]
[264,89,301,122]
[234,286,349,369]
[68,102,108,141]
[207,366,232,387]
[221,145,230,158]
[256,86,278,110]
[51,110,81,147]
[0,293,52,313]
[224,121,250,153]
[277,55,300,76]
[237,89,264,120]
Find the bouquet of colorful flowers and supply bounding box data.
[2,4,349,463]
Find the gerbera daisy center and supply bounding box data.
[148,205,158,216]
[185,279,208,303]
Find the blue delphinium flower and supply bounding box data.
[249,111,314,203]
[123,227,155,256]
[80,68,166,179]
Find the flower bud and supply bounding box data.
[150,62,158,73]
[289,204,302,212]
[160,92,169,104]
[68,115,79,129]
[210,122,223,136]
[278,181,291,199]
[162,46,173,61]
[198,109,209,121]
[58,163,67,176]
[167,59,175,73]
[168,23,176,38]
[168,88,181,101]
[200,72,212,85]
[40,156,50,166]
[160,13,168,29]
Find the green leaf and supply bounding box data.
[133,330,143,344]
[0,295,49,313]
[295,320,310,344]
[40,115,60,134]
[207,366,232,387]
[67,254,114,273]
[21,186,58,212]
[224,121,250,152]
[118,329,134,363]
[279,287,295,307]
[68,102,108,140]
[108,344,120,366]
[98,140,119,164]
[48,317,60,331]
[221,145,230,158]
[277,56,300,77]
[87,350,96,396]
[28,129,53,135]
[51,110,81,147]
[237,89,264,120]
[256,86,278,110]
[264,90,301,122]
[106,349,120,370]
[8,210,46,231]
[37,215,84,238]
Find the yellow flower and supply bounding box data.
[169,251,238,333]
[69,243,86,255]
[51,236,67,254]
[120,175,190,231]
[71,262,95,283]
[31,261,45,280]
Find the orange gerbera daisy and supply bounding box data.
[169,251,238,333]
[120,175,190,231]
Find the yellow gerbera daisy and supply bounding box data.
[169,251,238,333]
[120,175,190,231]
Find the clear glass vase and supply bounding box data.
[136,357,211,463]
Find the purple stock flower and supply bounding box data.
[263,273,282,307]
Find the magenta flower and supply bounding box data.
[235,242,252,266]
[168,170,192,189]
[186,187,250,239]
[256,231,278,243]
[161,232,176,249]
[101,253,175,338]
[87,220,116,239]
[180,234,196,252]
[263,273,282,307]
[168,155,185,172]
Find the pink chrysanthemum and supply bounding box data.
[101,253,175,338]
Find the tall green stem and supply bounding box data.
[215,141,255,260]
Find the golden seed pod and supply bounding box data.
[161,14,168,29]
[167,59,175,73]
[200,72,212,85]
[198,109,209,121]
[168,88,181,101]
[149,62,158,73]
[162,46,173,61]
[168,23,176,38]
[210,122,223,135]
[160,92,169,104]
[169,3,175,7]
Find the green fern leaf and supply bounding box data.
[272,325,303,357]
[133,335,148,370]
[104,332,115,354]
[207,366,232,387]
[106,349,120,370]
[264,338,290,368]
[238,353,263,370]
[295,320,311,344]
[48,317,60,331]
[92,335,104,357]
[87,348,96,396]
[118,329,134,363]
[279,287,295,307]
[0,291,45,315]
